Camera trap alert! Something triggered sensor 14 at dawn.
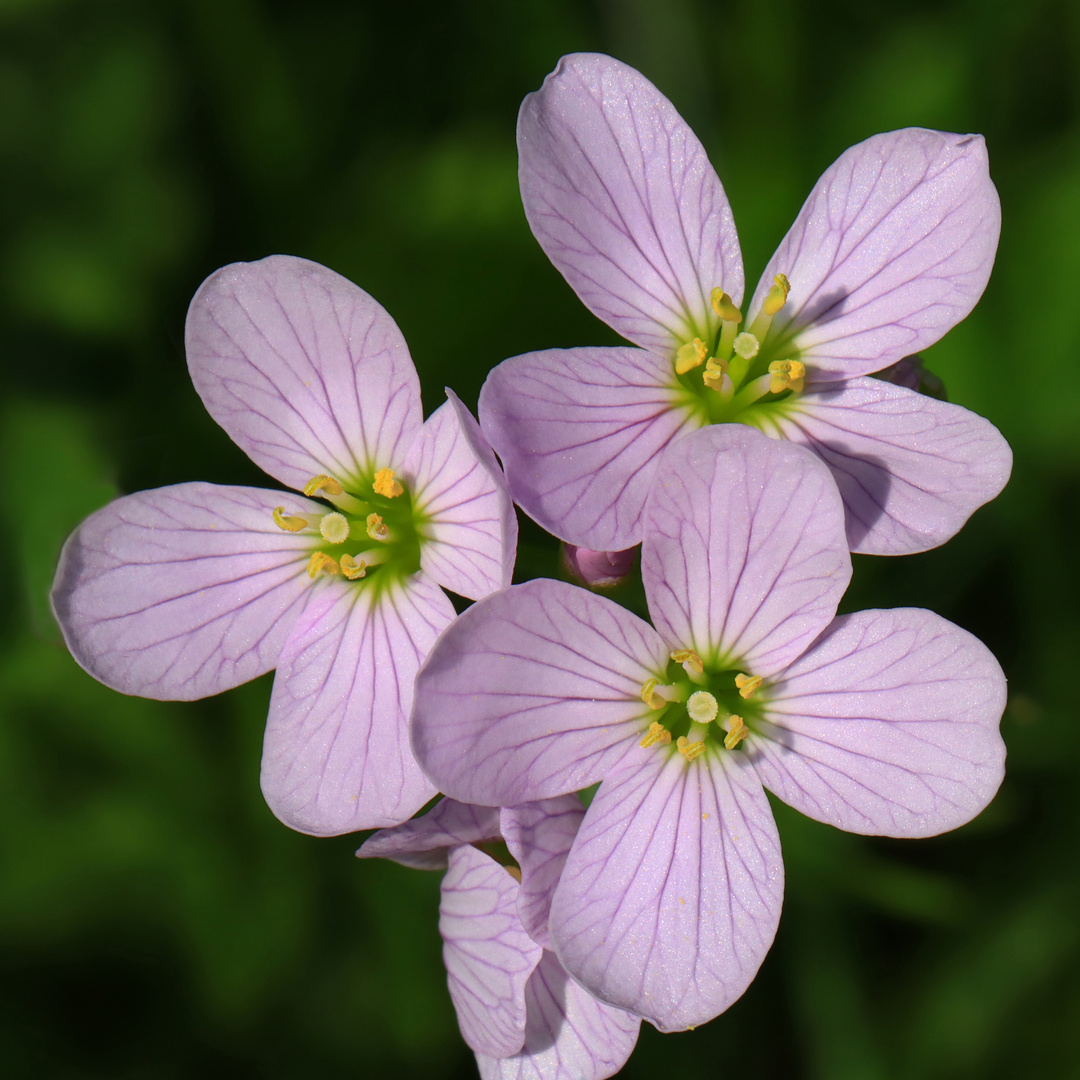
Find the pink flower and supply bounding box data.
[52,255,516,836]
[480,53,1011,555]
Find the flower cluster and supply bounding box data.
[50,53,1010,1080]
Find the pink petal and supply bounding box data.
[406,390,517,601]
[519,52,743,356]
[550,747,783,1031]
[642,426,851,676]
[750,129,1000,381]
[441,844,544,1057]
[501,796,585,950]
[411,579,667,807]
[476,951,640,1080]
[777,377,1012,554]
[51,483,315,700]
[186,255,422,491]
[751,608,1007,836]
[261,571,454,836]
[357,799,502,871]
[478,346,696,550]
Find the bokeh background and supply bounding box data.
[2,0,1077,1076]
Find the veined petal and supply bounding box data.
[441,844,543,1057]
[519,52,743,356]
[412,579,667,807]
[550,747,783,1031]
[476,951,641,1080]
[186,255,422,491]
[642,427,851,676]
[407,390,517,600]
[479,346,696,550]
[775,377,1012,554]
[502,796,585,950]
[261,571,454,836]
[749,129,1000,381]
[50,483,315,701]
[357,799,502,871]
[751,608,1007,836]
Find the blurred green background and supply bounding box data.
[1,0,1077,1076]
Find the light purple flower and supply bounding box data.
[358,796,640,1080]
[51,255,516,836]
[412,425,1006,1031]
[480,52,1011,555]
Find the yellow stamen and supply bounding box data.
[677,736,707,762]
[273,506,308,533]
[366,513,389,541]
[307,551,340,579]
[675,338,709,375]
[319,512,350,544]
[768,359,805,394]
[763,273,791,316]
[303,474,344,497]
[702,356,728,392]
[505,865,522,883]
[723,714,749,750]
[373,468,404,498]
[735,673,762,699]
[340,553,367,580]
[640,678,663,710]
[640,721,672,748]
[670,648,704,675]
[710,287,743,324]
[732,332,760,360]
[687,690,719,724]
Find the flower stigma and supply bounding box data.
[319,512,350,544]
[687,690,719,724]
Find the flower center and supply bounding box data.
[672,273,803,431]
[637,649,764,763]
[272,467,425,589]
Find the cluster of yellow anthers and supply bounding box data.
[271,468,404,581]
[673,274,804,398]
[638,651,762,762]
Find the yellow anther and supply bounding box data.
[768,359,805,394]
[677,736,707,762]
[505,865,523,883]
[303,474,344,497]
[640,678,663,710]
[702,356,728,392]
[366,513,389,541]
[763,273,791,316]
[710,287,743,324]
[675,338,709,375]
[687,690,719,724]
[307,551,341,579]
[273,506,308,533]
[735,673,763,699]
[373,468,404,498]
[640,721,672,748]
[723,714,749,750]
[319,511,350,544]
[732,332,760,360]
[340,553,367,580]
[670,648,704,675]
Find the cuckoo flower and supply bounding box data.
[51,255,516,836]
[480,52,1011,555]
[412,425,1007,1031]
[358,796,640,1080]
